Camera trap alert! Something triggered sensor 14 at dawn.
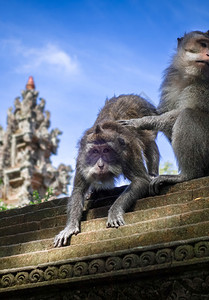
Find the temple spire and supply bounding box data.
[26,76,35,90]
[0,78,72,206]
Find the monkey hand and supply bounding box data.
[54,224,80,247]
[118,118,150,129]
[117,118,141,127]
[106,206,125,228]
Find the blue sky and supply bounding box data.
[0,0,209,188]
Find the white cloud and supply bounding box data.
[22,44,79,74]
[1,39,80,75]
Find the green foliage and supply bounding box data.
[32,190,41,203]
[44,187,54,201]
[30,187,54,205]
[159,161,178,175]
[0,200,9,211]
[0,187,54,210]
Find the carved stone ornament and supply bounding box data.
[1,237,209,299]
[0,77,72,206]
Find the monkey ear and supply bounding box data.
[177,37,183,47]
[118,137,126,146]
[95,125,102,134]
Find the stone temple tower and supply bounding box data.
[0,77,72,206]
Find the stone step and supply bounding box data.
[0,182,204,231]
[0,177,208,261]
[159,176,209,194]
[82,197,209,233]
[1,175,209,224]
[0,186,127,220]
[0,175,208,221]
[72,207,209,246]
[0,197,68,219]
[0,220,209,272]
[0,178,208,231]
[0,202,67,230]
[0,197,208,256]
[0,192,122,228]
[0,194,208,239]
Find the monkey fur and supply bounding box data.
[54,94,159,247]
[119,30,209,193]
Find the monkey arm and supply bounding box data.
[54,175,88,247]
[107,177,149,228]
[118,109,180,133]
[143,139,160,177]
[54,190,84,247]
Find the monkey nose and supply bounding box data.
[97,158,104,169]
[98,162,104,169]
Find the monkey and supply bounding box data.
[118,30,209,194]
[54,94,159,247]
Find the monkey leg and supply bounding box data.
[173,108,209,179]
[107,178,149,228]
[150,108,209,194]
[149,174,186,195]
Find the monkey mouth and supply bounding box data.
[93,171,112,181]
[196,60,209,67]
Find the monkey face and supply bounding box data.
[82,143,122,187]
[178,33,209,78]
[85,144,119,177]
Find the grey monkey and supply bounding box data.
[54,95,159,247]
[119,31,209,193]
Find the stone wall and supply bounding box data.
[0,176,209,299]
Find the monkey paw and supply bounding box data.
[54,224,80,247]
[106,209,125,228]
[118,118,146,129]
[117,119,138,127]
[149,176,165,195]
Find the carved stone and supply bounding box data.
[0,77,72,206]
[1,237,209,299]
[0,176,209,298]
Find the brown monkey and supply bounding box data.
[119,30,209,193]
[54,94,159,247]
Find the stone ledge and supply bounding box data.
[1,220,209,272]
[1,196,208,246]
[0,176,209,298]
[0,236,209,293]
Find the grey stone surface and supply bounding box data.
[0,77,72,206]
[0,176,209,298]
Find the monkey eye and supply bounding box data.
[103,148,110,153]
[118,137,125,146]
[92,149,99,154]
[200,42,207,48]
